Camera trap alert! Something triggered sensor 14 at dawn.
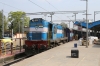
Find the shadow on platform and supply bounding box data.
[92,44,100,48]
[66,56,71,58]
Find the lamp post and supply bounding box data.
[48,12,54,23]
[67,15,74,28]
[85,0,88,48]
[73,13,78,28]
[67,13,78,29]
[81,0,88,48]
[66,16,70,28]
[94,11,100,22]
[93,11,100,36]
[2,10,4,38]
[94,12,96,22]
[44,14,47,20]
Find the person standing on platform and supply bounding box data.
[70,32,74,41]
[75,34,78,40]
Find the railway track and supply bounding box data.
[3,52,27,66]
[3,42,66,66]
[2,48,48,66]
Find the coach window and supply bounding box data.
[54,26,57,34]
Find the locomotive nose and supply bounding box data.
[40,44,47,50]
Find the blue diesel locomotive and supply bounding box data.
[23,18,68,55]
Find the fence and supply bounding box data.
[0,38,26,56]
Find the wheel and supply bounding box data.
[63,41,65,44]
[53,43,56,47]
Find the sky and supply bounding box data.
[0,0,100,28]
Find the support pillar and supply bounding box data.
[11,42,13,54]
[20,38,21,52]
[0,40,1,56]
[94,30,97,36]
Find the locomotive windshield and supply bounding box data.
[30,18,43,27]
[31,18,42,22]
[31,19,39,22]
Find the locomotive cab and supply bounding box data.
[24,18,53,55]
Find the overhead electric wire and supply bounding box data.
[45,0,74,21]
[0,1,25,15]
[28,0,48,12]
[0,1,22,11]
[28,0,62,20]
[45,0,59,11]
[0,0,63,20]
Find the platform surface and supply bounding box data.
[11,41,100,66]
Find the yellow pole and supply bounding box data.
[0,40,2,56]
[48,32,50,47]
[4,43,6,55]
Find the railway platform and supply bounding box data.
[11,41,100,66]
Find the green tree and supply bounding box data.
[60,22,68,28]
[0,11,2,38]
[4,16,8,30]
[0,11,8,38]
[8,11,30,34]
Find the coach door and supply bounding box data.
[48,23,53,40]
[53,26,57,39]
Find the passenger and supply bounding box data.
[70,32,73,41]
[83,35,86,40]
[75,34,78,40]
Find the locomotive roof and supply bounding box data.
[30,18,63,28]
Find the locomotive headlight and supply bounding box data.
[39,26,43,28]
